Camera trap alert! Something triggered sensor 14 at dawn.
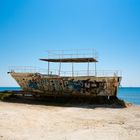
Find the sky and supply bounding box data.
[0,0,140,87]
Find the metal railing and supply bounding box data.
[60,70,122,77]
[46,48,98,60]
[9,66,49,74]
[9,66,122,77]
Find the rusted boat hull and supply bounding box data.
[10,72,121,97]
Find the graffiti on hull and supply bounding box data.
[11,73,120,96]
[28,80,39,90]
[26,78,118,96]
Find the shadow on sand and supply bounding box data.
[1,94,126,109]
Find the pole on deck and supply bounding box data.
[72,63,74,77]
[95,62,97,76]
[58,61,61,76]
[87,61,89,76]
[48,62,50,75]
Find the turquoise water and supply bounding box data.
[0,87,21,91]
[118,87,140,105]
[0,87,140,105]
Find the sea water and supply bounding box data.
[118,87,140,105]
[0,87,140,105]
[0,87,21,91]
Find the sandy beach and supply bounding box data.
[0,101,140,140]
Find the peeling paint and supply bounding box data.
[10,72,121,97]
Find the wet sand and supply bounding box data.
[0,101,140,140]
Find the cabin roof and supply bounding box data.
[40,58,98,63]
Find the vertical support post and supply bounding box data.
[95,62,97,76]
[87,61,89,76]
[72,63,74,77]
[58,61,61,76]
[48,62,50,75]
[92,49,95,58]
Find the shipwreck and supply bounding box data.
[9,49,122,99]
